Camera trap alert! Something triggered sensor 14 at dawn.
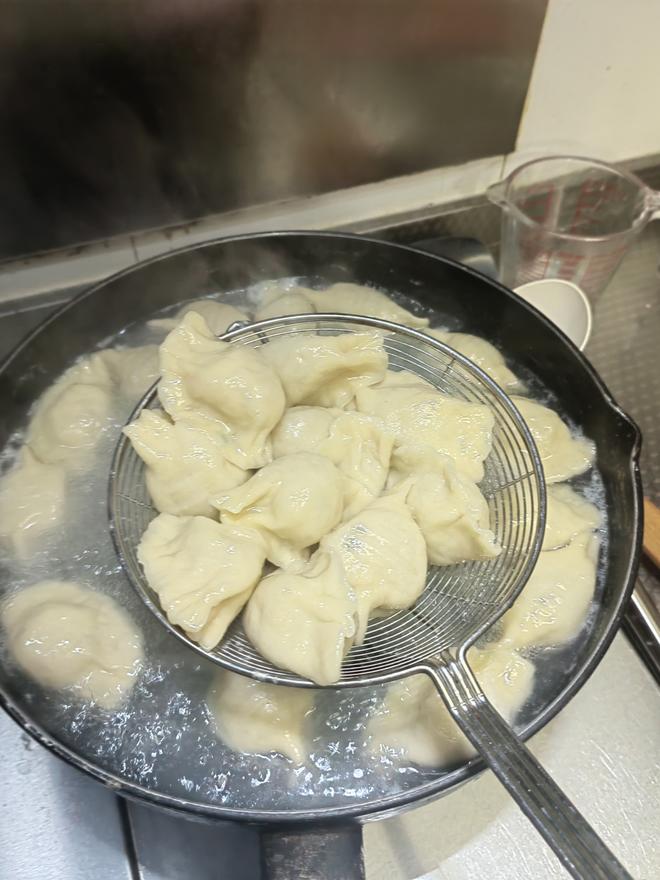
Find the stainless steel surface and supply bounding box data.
[0,710,133,880]
[431,664,632,880]
[112,314,544,687]
[0,0,547,261]
[364,636,660,880]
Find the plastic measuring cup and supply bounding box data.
[487,156,660,301]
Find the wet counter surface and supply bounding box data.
[0,228,659,879]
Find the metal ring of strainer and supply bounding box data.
[109,314,632,878]
[109,313,545,686]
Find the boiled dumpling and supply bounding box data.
[138,513,266,650]
[543,484,601,550]
[261,330,387,408]
[158,311,285,468]
[243,551,357,685]
[123,409,247,517]
[207,670,314,762]
[355,371,494,482]
[402,458,501,565]
[389,442,458,480]
[305,283,429,328]
[150,299,248,335]
[0,448,66,558]
[368,643,534,767]
[513,397,595,483]
[321,489,427,642]
[500,533,599,649]
[96,345,160,399]
[310,411,394,519]
[271,407,394,518]
[254,286,316,321]
[26,355,114,470]
[271,407,337,457]
[1,580,143,709]
[426,329,520,391]
[214,453,345,567]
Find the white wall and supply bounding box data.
[513,0,660,165]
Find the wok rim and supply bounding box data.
[0,229,643,825]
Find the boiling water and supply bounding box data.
[0,280,608,816]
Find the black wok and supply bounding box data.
[0,232,642,878]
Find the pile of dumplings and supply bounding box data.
[126,282,598,694]
[126,300,509,685]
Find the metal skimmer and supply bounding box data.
[109,314,630,880]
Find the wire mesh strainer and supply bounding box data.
[109,314,630,880]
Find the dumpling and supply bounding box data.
[261,330,387,408]
[0,448,66,558]
[321,489,428,642]
[513,397,595,483]
[138,513,266,650]
[150,299,248,335]
[500,533,599,649]
[305,283,429,328]
[214,453,345,567]
[158,311,286,468]
[271,407,394,518]
[1,580,143,710]
[543,484,601,550]
[425,329,520,391]
[254,286,316,322]
[207,670,314,762]
[96,345,160,399]
[271,406,337,458]
[368,643,534,767]
[312,411,394,518]
[402,458,501,565]
[389,442,458,481]
[26,355,114,470]
[243,551,357,685]
[355,371,494,482]
[123,409,247,517]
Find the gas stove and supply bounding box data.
[1,216,658,880]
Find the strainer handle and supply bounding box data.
[428,660,633,880]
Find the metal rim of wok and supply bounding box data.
[0,230,643,825]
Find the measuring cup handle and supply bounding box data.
[426,659,634,880]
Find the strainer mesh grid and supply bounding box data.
[109,315,544,688]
